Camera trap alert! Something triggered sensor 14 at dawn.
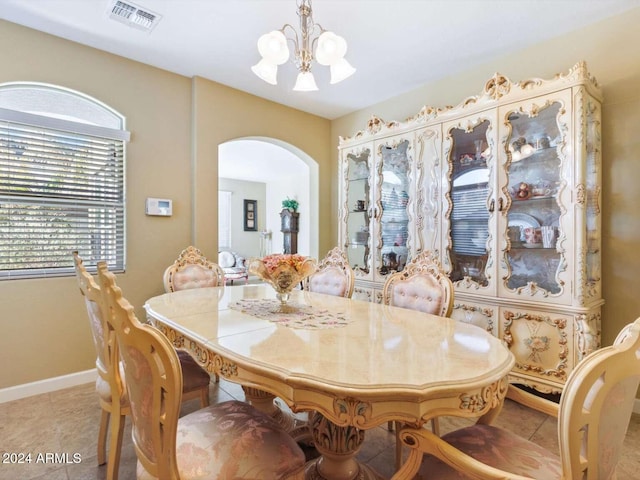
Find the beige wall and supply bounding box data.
[0,20,331,389]
[331,8,640,349]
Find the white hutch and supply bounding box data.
[338,62,603,394]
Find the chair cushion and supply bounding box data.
[137,400,305,480]
[390,274,446,314]
[218,251,235,268]
[308,267,349,297]
[418,424,562,479]
[172,264,220,290]
[95,370,129,407]
[176,350,211,393]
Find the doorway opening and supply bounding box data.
[218,137,319,261]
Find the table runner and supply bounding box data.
[229,298,349,329]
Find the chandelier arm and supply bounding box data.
[281,24,300,49]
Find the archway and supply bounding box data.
[218,137,319,260]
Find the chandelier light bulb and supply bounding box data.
[316,31,347,66]
[329,58,356,84]
[257,30,289,65]
[293,71,319,91]
[251,59,278,85]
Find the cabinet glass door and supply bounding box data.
[345,147,371,275]
[446,120,491,286]
[376,139,411,276]
[505,101,563,294]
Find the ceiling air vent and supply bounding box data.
[107,0,162,32]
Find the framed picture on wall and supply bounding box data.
[244,199,257,231]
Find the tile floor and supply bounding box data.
[1,378,639,480]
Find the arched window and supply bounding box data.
[0,82,130,279]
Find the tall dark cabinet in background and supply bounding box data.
[280,209,299,254]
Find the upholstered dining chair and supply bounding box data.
[73,252,211,480]
[393,318,640,480]
[163,245,225,293]
[303,246,355,298]
[163,245,224,383]
[96,262,306,480]
[382,250,454,464]
[382,249,453,317]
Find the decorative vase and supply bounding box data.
[248,254,317,313]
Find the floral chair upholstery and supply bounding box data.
[74,252,212,480]
[392,318,640,480]
[97,263,306,480]
[218,250,249,285]
[163,246,225,293]
[303,247,354,298]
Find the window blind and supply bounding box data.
[0,117,126,279]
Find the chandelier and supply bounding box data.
[251,0,356,91]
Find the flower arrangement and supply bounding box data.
[248,253,316,312]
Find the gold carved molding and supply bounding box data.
[503,310,568,381]
[459,377,509,414]
[152,322,238,377]
[333,397,371,429]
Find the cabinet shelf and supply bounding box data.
[510,245,557,251]
[381,220,408,225]
[511,194,557,202]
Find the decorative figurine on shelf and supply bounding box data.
[514,182,531,200]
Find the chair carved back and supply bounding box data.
[558,318,640,479]
[73,252,126,407]
[304,247,354,298]
[163,245,225,293]
[98,263,183,479]
[382,250,453,317]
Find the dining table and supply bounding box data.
[144,284,515,480]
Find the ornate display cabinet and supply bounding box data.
[339,121,435,302]
[338,62,603,394]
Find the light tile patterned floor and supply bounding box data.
[1,379,639,479]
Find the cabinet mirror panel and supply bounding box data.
[377,140,410,275]
[585,99,601,286]
[505,102,563,294]
[346,148,371,274]
[447,120,490,286]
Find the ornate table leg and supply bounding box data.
[242,387,311,444]
[304,412,383,480]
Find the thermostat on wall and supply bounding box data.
[145,197,172,216]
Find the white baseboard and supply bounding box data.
[2,370,640,415]
[0,369,97,404]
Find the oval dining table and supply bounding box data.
[144,284,514,480]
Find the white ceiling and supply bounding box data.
[219,140,308,182]
[2,0,640,121]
